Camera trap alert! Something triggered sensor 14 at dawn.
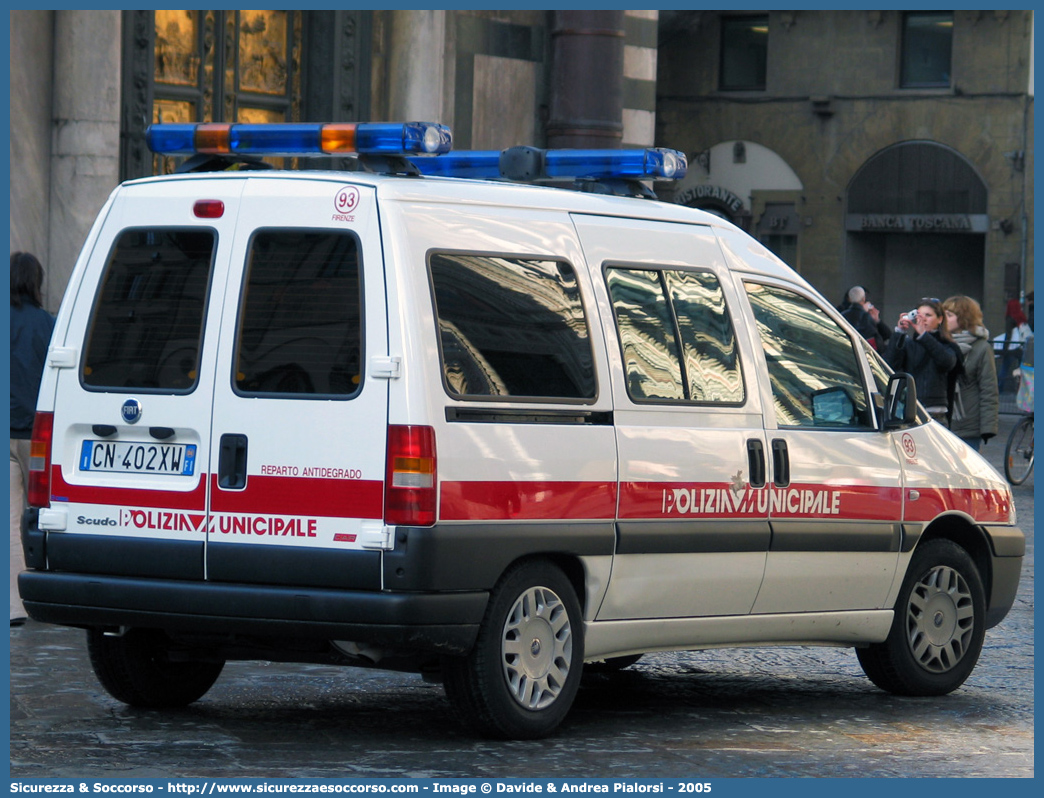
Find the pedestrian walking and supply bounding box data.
[883,297,962,425]
[1000,292,1029,391]
[943,295,999,451]
[10,252,55,626]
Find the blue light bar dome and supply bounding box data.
[145,121,453,157]
[410,146,688,182]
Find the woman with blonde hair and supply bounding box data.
[942,295,999,450]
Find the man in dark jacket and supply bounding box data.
[838,286,891,351]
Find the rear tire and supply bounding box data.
[443,560,584,739]
[857,539,985,696]
[87,628,224,708]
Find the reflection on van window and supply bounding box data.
[862,337,892,395]
[235,231,361,397]
[745,282,872,428]
[607,268,744,404]
[82,229,215,391]
[429,253,596,399]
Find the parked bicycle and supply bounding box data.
[1004,413,1034,485]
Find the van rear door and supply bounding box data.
[43,178,243,579]
[204,178,389,589]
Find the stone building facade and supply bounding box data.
[9,9,1032,335]
[9,9,658,312]
[656,9,1034,333]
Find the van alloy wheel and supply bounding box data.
[856,539,985,696]
[501,585,572,710]
[442,560,584,739]
[905,564,975,673]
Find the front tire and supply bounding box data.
[87,628,225,708]
[443,560,584,739]
[857,539,985,696]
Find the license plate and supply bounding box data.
[79,440,197,476]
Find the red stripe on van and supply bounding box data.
[618,481,1011,524]
[50,467,206,511]
[210,474,384,519]
[619,481,904,520]
[905,487,1012,524]
[440,481,617,521]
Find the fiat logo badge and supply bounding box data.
[121,399,143,424]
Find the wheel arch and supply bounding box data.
[917,514,993,604]
[500,551,590,618]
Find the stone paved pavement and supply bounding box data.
[8,414,1033,779]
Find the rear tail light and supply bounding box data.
[27,412,54,508]
[384,425,436,527]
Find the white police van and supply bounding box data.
[20,121,1024,739]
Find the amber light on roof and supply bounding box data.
[321,124,357,153]
[194,124,232,154]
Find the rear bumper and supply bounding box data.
[18,570,486,655]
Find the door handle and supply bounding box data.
[218,434,248,489]
[746,439,766,488]
[772,439,790,487]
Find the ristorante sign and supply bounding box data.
[676,184,745,214]
[846,213,989,233]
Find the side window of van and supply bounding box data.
[863,338,893,393]
[82,228,215,392]
[429,252,596,400]
[234,230,361,398]
[606,267,745,404]
[744,282,873,429]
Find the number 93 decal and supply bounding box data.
[333,186,360,218]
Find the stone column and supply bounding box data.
[9,11,54,301]
[47,10,122,308]
[547,10,625,149]
[622,10,658,148]
[386,11,448,123]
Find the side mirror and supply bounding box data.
[882,372,917,429]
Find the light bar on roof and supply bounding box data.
[544,148,687,180]
[411,146,687,181]
[409,151,502,178]
[145,122,453,157]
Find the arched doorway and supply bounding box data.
[672,140,803,267]
[844,141,989,322]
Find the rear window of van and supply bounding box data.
[233,230,362,398]
[82,228,215,392]
[429,252,596,400]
